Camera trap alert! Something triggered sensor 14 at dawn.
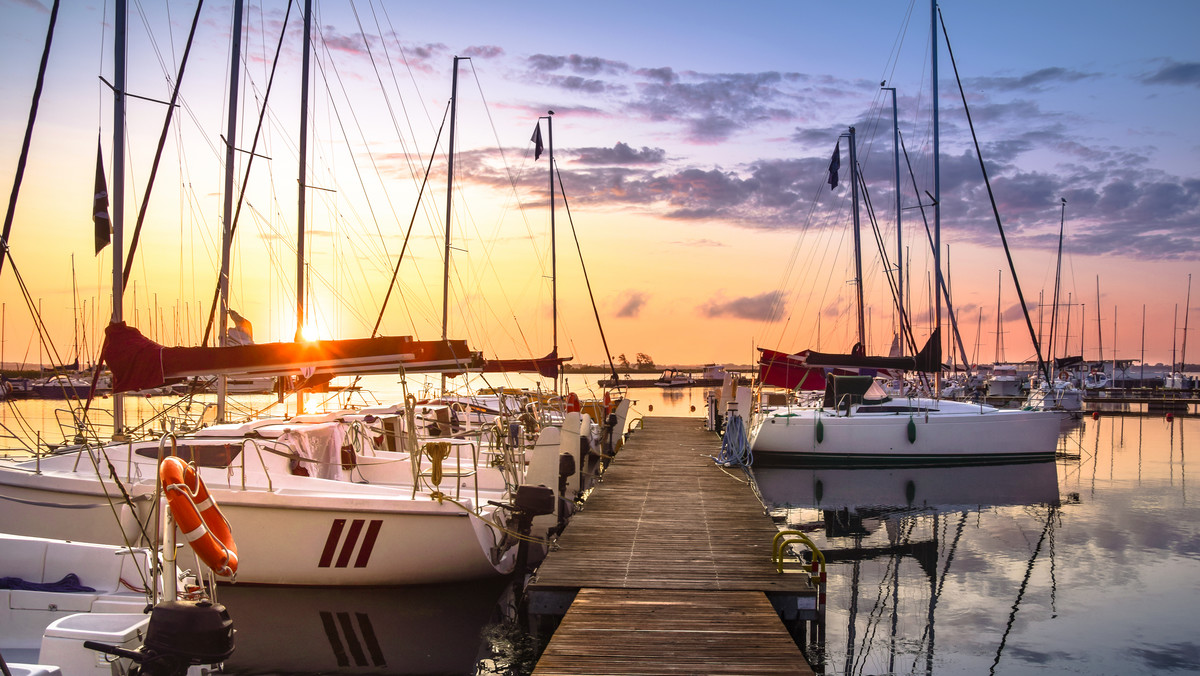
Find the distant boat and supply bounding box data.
[1024,374,1083,417]
[27,372,110,399]
[1082,369,1108,390]
[654,369,694,387]
[985,364,1024,398]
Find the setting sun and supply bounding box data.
[299,324,322,343]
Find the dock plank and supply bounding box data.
[530,417,811,595]
[534,589,813,675]
[529,417,816,674]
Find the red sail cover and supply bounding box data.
[103,322,481,394]
[482,351,571,379]
[757,348,828,391]
[758,330,942,390]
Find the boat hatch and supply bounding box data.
[135,443,243,468]
[823,375,892,409]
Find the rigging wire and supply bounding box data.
[938,6,1047,379]
[121,0,206,289]
[0,0,61,280]
[555,161,618,381]
[373,102,452,337]
[200,0,295,347]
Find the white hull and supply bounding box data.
[0,446,514,586]
[749,398,1060,467]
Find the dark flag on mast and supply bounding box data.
[827,140,840,190]
[93,137,111,254]
[531,123,544,160]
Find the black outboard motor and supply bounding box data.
[84,599,235,676]
[490,484,556,574]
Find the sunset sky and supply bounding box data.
[1,0,1197,372]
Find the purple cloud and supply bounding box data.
[700,291,786,321]
[615,292,648,318]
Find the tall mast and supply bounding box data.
[216,0,245,423]
[296,0,312,342]
[1140,304,1146,382]
[1048,198,1066,363]
[994,271,1002,364]
[1080,303,1086,362]
[71,254,79,365]
[295,0,312,414]
[931,0,941,394]
[110,0,127,437]
[1095,276,1103,363]
[848,126,865,348]
[442,56,461,344]
[1172,305,1178,373]
[1182,273,1192,372]
[883,85,902,354]
[547,111,558,389]
[440,56,462,394]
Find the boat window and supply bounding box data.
[135,443,243,468]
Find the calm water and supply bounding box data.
[4,381,1196,674]
[758,414,1198,675]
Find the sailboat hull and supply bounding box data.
[749,400,1060,468]
[0,452,513,586]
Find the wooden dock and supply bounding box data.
[528,417,817,675]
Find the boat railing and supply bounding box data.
[54,405,117,447]
[480,415,529,494]
[238,437,296,492]
[411,438,480,505]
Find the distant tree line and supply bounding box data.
[564,353,657,373]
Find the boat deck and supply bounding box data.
[529,416,816,675]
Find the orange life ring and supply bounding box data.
[159,456,238,578]
[566,392,581,413]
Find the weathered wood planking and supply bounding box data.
[529,417,816,674]
[530,417,813,595]
[533,588,814,675]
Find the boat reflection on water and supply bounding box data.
[754,461,1060,511]
[755,462,1061,675]
[216,575,517,675]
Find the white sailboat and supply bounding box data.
[750,374,1059,467]
[1024,200,1084,417]
[748,0,1060,467]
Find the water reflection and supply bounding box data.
[217,576,517,675]
[755,417,1200,675]
[755,463,1060,511]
